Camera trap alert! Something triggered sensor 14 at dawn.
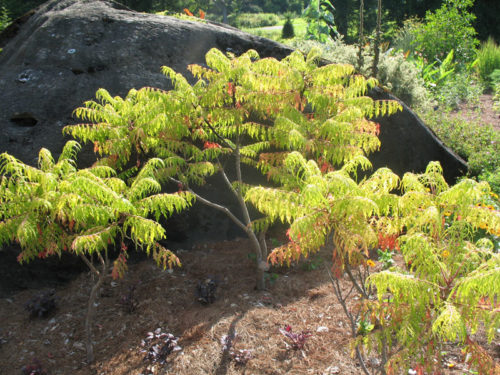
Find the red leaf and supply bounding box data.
[227,82,234,96]
[294,93,301,110]
[203,141,221,149]
[183,8,193,16]
[378,233,400,251]
[199,9,205,19]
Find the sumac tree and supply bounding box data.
[366,163,499,374]
[248,156,500,373]
[64,47,401,289]
[0,142,193,362]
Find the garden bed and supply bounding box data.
[1,238,498,375]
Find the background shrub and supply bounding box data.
[281,17,295,39]
[233,13,281,28]
[476,38,500,89]
[423,111,500,192]
[493,70,500,112]
[287,38,432,109]
[391,17,421,54]
[411,0,479,65]
[431,70,482,109]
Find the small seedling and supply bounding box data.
[196,277,218,304]
[357,320,375,336]
[220,333,253,365]
[25,290,57,318]
[119,284,139,313]
[377,249,394,269]
[279,325,312,350]
[264,272,279,286]
[140,328,181,365]
[21,358,47,375]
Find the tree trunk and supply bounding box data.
[83,254,108,363]
[371,0,382,77]
[357,0,365,72]
[222,6,228,24]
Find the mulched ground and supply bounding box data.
[1,237,498,375]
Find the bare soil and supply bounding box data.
[452,94,500,131]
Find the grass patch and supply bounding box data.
[241,17,308,41]
[476,38,500,89]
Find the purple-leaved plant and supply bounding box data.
[220,333,253,365]
[25,290,57,318]
[140,328,181,364]
[279,325,312,350]
[21,358,47,375]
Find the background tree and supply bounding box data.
[1,0,498,42]
[333,0,353,41]
[281,16,295,39]
[302,0,337,42]
[411,0,479,64]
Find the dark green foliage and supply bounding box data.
[1,0,498,43]
[411,0,479,64]
[281,17,295,39]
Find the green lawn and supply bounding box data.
[241,17,308,41]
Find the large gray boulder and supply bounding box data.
[0,0,467,247]
[0,0,466,177]
[0,0,468,294]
